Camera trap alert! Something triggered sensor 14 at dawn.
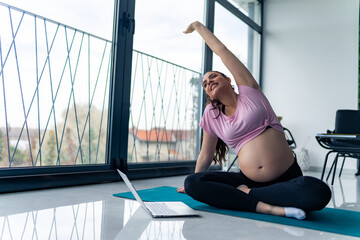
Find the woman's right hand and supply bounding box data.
[176,186,186,193]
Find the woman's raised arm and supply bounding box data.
[184,21,258,89]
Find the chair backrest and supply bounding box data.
[335,110,360,134]
[283,127,296,149]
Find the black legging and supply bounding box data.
[184,161,331,212]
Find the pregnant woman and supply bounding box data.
[177,21,331,220]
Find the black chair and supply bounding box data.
[316,110,360,185]
[284,127,297,157]
[226,127,297,172]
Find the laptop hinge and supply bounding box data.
[114,158,128,172]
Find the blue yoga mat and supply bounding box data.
[114,186,360,238]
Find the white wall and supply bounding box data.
[262,0,359,170]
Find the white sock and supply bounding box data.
[284,207,306,220]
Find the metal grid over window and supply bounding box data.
[0,3,111,168]
[128,50,201,163]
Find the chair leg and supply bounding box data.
[326,159,336,181]
[227,156,238,172]
[321,151,333,180]
[331,153,339,185]
[339,156,346,178]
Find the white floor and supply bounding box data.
[1,170,360,240]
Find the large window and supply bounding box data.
[0,0,263,192]
[127,0,204,164]
[227,0,262,25]
[213,1,261,89]
[0,0,115,168]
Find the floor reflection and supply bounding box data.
[0,198,188,240]
[118,198,353,240]
[329,176,360,210]
[117,200,186,240]
[0,201,103,240]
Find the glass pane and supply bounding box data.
[227,0,262,26]
[213,2,261,91]
[0,0,115,167]
[128,0,204,163]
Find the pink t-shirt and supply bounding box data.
[199,85,283,153]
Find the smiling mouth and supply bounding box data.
[210,83,218,91]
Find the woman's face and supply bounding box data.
[202,71,231,100]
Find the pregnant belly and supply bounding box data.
[237,128,294,182]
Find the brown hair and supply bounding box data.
[202,71,231,165]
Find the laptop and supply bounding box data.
[117,169,199,218]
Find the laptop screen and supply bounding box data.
[117,169,149,211]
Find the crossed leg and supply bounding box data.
[237,184,305,219]
[184,171,331,220]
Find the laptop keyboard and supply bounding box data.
[145,202,177,215]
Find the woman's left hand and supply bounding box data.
[176,186,186,193]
